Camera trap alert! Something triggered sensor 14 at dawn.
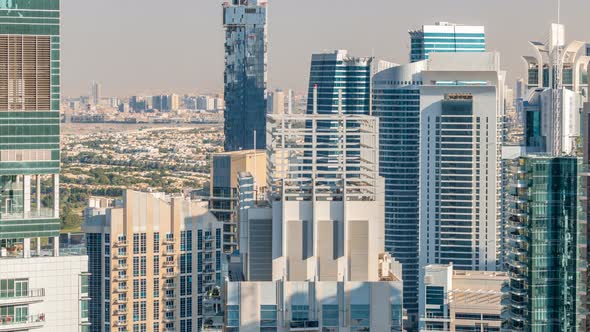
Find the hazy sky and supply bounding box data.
[62,0,590,97]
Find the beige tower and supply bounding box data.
[84,190,224,332]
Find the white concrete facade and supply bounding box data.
[0,255,89,332]
[419,52,504,273]
[226,280,403,332]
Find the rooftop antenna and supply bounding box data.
[558,0,561,25]
[552,0,563,155]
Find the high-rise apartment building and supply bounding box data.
[373,50,499,329]
[503,156,586,331]
[209,150,265,254]
[420,264,507,332]
[419,53,505,272]
[0,1,90,331]
[223,0,268,151]
[83,191,224,332]
[224,111,405,331]
[409,22,485,63]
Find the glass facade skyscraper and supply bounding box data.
[409,22,485,62]
[223,0,267,152]
[0,3,91,332]
[306,50,373,116]
[0,0,61,241]
[504,156,586,331]
[305,50,373,179]
[373,61,426,327]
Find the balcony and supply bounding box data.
[114,275,128,282]
[163,283,175,290]
[114,286,128,293]
[113,252,128,259]
[163,273,175,279]
[114,240,128,247]
[114,264,128,270]
[115,298,128,305]
[0,314,46,331]
[163,250,175,256]
[289,320,319,331]
[162,316,174,323]
[163,305,176,312]
[0,289,45,306]
[0,208,55,221]
[163,261,175,267]
[112,309,126,316]
[113,320,128,327]
[163,239,174,245]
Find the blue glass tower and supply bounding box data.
[306,50,373,116]
[223,0,267,151]
[373,62,426,328]
[305,50,373,178]
[409,22,485,62]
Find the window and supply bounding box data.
[140,279,147,299]
[153,301,160,320]
[153,256,160,274]
[133,233,140,255]
[391,304,403,331]
[140,256,147,276]
[140,233,147,254]
[153,233,160,253]
[140,301,147,321]
[0,279,28,298]
[133,280,139,299]
[133,302,139,322]
[133,257,140,277]
[322,304,338,327]
[80,300,89,318]
[81,275,89,294]
[260,305,277,328]
[291,305,309,321]
[227,305,239,327]
[153,278,160,297]
[350,304,370,331]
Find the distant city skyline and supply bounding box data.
[62,0,590,96]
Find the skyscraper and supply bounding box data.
[522,24,588,155]
[503,156,586,331]
[0,1,90,331]
[306,50,373,116]
[409,22,485,63]
[223,0,268,151]
[418,52,505,272]
[83,191,225,332]
[373,61,426,327]
[91,81,101,106]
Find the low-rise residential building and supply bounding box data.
[420,264,507,332]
